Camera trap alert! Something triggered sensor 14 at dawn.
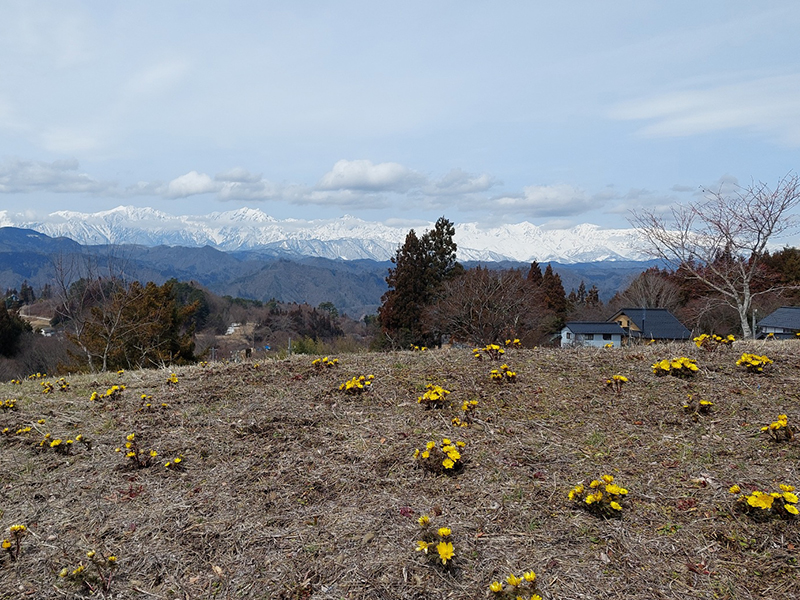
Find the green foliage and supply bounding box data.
[0,305,31,358]
[378,217,461,348]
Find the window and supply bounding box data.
[585,334,594,340]
[566,332,571,339]
[603,334,612,340]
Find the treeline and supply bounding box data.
[0,276,367,378]
[376,219,800,347]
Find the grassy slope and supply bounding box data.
[1,342,799,599]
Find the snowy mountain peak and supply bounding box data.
[3,205,649,263]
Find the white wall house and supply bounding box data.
[561,322,626,348]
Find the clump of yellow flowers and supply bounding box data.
[115,433,158,468]
[736,353,773,373]
[413,438,466,474]
[683,393,714,420]
[2,524,27,561]
[452,399,478,428]
[415,515,455,569]
[411,345,428,352]
[1,398,17,411]
[166,372,179,385]
[761,414,794,442]
[90,385,126,402]
[693,333,735,351]
[312,356,339,369]
[490,364,517,383]
[40,380,54,394]
[604,374,628,395]
[729,483,799,519]
[505,338,522,348]
[652,357,699,378]
[57,549,118,594]
[473,344,505,361]
[417,383,451,409]
[568,474,629,517]
[339,374,374,395]
[489,569,541,599]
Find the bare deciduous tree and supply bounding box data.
[631,175,800,337]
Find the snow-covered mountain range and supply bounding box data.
[0,205,649,263]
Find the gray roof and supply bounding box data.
[609,308,691,340]
[563,322,626,335]
[757,306,800,331]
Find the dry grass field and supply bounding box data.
[1,340,799,599]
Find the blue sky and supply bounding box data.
[2,1,800,231]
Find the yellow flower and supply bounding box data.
[413,449,420,459]
[783,492,799,503]
[489,581,503,593]
[150,450,158,457]
[437,527,451,537]
[442,438,451,445]
[58,567,68,577]
[601,474,615,483]
[729,485,741,494]
[436,541,454,564]
[746,491,774,510]
[442,458,455,469]
[523,570,536,582]
[506,573,523,586]
[126,433,135,441]
[87,550,96,558]
[415,541,429,553]
[1,539,10,549]
[426,441,436,450]
[589,479,601,488]
[456,441,466,447]
[421,451,430,459]
[418,515,430,527]
[780,484,796,492]
[610,501,623,511]
[785,504,799,515]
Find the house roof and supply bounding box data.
[609,308,691,340]
[757,306,800,331]
[563,322,626,335]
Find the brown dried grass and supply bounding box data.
[1,341,800,599]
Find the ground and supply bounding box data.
[1,341,799,599]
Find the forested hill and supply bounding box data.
[0,227,652,317]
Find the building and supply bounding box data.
[756,306,800,339]
[608,308,691,342]
[561,322,626,348]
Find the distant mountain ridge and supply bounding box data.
[0,205,648,263]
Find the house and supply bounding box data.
[608,308,691,342]
[756,306,800,339]
[561,322,626,348]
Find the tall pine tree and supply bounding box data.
[378,217,461,348]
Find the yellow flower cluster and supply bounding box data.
[312,356,339,369]
[568,474,628,517]
[473,344,505,360]
[651,357,699,378]
[9,379,21,385]
[57,549,118,592]
[604,374,628,394]
[38,433,77,454]
[736,353,773,373]
[339,374,375,394]
[27,372,46,379]
[683,393,713,418]
[3,524,27,561]
[489,569,540,599]
[164,455,184,469]
[167,372,179,385]
[40,380,54,394]
[415,516,455,567]
[761,414,794,442]
[56,377,70,392]
[411,345,428,352]
[730,483,799,517]
[505,338,521,348]
[413,438,466,473]
[115,433,158,468]
[452,400,478,428]
[1,398,17,410]
[417,383,451,408]
[90,384,126,402]
[693,333,735,350]
[490,364,517,383]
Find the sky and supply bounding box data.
[2,1,800,234]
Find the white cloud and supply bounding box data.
[166,171,219,198]
[317,159,426,192]
[215,167,263,183]
[424,168,497,196]
[493,184,597,217]
[0,157,114,194]
[610,74,800,145]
